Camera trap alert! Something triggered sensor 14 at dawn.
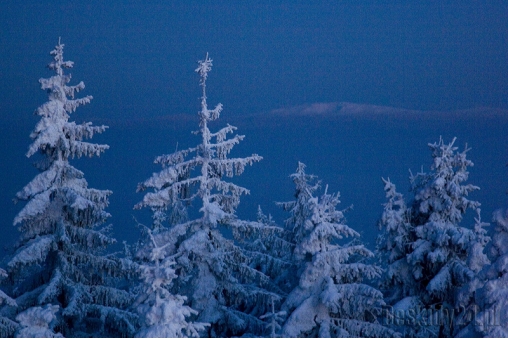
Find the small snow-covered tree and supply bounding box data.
[280,163,397,338]
[6,39,136,337]
[477,208,508,337]
[455,208,508,337]
[135,54,271,337]
[278,162,320,248]
[248,207,294,293]
[133,226,208,338]
[260,297,286,338]
[376,178,416,305]
[275,162,320,295]
[237,206,293,337]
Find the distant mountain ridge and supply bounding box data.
[266,102,508,118]
[87,102,508,128]
[268,102,418,117]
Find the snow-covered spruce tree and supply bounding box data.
[135,54,274,337]
[455,168,508,337]
[477,208,508,337]
[259,296,286,338]
[455,208,508,337]
[383,137,490,337]
[246,207,294,296]
[235,206,293,337]
[376,178,417,306]
[132,225,208,338]
[278,162,320,251]
[280,163,397,338]
[6,39,136,337]
[273,165,316,301]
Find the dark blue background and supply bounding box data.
[1,1,507,252]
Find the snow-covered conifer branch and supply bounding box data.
[15,304,63,338]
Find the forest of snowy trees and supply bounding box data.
[0,40,507,338]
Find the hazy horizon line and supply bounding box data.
[4,101,508,127]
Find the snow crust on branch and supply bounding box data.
[15,304,62,338]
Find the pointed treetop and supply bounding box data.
[296,161,306,174]
[290,161,319,194]
[195,52,212,84]
[195,53,223,123]
[48,38,74,76]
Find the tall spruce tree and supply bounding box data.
[135,54,275,337]
[280,163,397,338]
[5,39,136,337]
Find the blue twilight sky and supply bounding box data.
[1,0,508,123]
[1,1,507,250]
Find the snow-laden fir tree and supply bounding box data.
[280,163,397,338]
[379,137,490,337]
[375,177,428,337]
[135,54,275,337]
[259,297,286,338]
[248,207,294,295]
[455,208,508,337]
[376,178,416,305]
[278,162,320,250]
[475,208,508,337]
[132,225,208,338]
[5,39,136,337]
[237,206,293,337]
[471,162,508,338]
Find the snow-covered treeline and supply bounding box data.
[1,41,506,338]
